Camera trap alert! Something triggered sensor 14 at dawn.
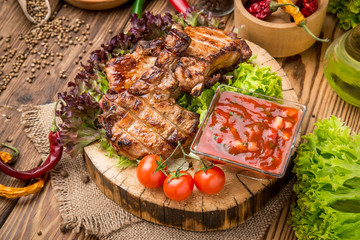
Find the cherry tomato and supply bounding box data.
[194,166,225,195]
[163,171,194,201]
[136,155,167,188]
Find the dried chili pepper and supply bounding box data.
[277,0,328,42]
[0,99,65,181]
[0,178,44,198]
[246,0,299,20]
[296,0,318,18]
[0,144,19,164]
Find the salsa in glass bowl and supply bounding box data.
[190,85,306,178]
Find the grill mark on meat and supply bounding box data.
[187,38,220,52]
[110,92,195,147]
[138,96,196,145]
[98,113,151,159]
[174,26,252,96]
[110,100,175,157]
[163,27,191,55]
[186,27,231,44]
[105,39,165,92]
[112,125,152,159]
[151,98,199,136]
[100,24,252,160]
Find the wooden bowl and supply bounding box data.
[235,0,329,57]
[65,0,129,10]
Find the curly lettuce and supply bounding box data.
[57,8,224,168]
[290,116,360,240]
[177,57,283,124]
[172,6,225,29]
[328,0,360,30]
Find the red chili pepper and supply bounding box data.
[168,0,190,14]
[0,99,65,181]
[296,0,318,18]
[246,0,299,20]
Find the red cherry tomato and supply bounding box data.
[163,171,194,201]
[136,155,167,188]
[194,166,225,195]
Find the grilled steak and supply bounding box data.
[99,25,198,160]
[174,26,252,96]
[105,39,164,92]
[98,92,199,160]
[128,25,191,98]
[99,24,252,160]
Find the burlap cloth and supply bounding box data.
[20,103,295,240]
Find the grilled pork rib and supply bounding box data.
[98,92,199,160]
[128,25,191,98]
[174,26,252,96]
[105,39,164,92]
[100,25,252,160]
[99,25,199,160]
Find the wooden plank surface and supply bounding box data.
[0,0,358,239]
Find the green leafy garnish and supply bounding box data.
[290,116,360,239]
[98,133,137,168]
[176,57,283,125]
[328,0,360,30]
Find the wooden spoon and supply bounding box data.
[17,0,51,24]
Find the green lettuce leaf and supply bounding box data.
[328,0,360,30]
[176,58,283,124]
[290,116,360,240]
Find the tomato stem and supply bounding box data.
[164,142,181,163]
[153,154,168,176]
[51,99,66,132]
[167,169,188,184]
[174,141,215,173]
[0,143,20,163]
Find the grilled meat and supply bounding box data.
[99,25,199,160]
[100,24,252,160]
[98,92,199,160]
[105,39,164,92]
[174,26,252,96]
[128,25,191,97]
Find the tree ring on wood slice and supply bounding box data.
[84,41,300,231]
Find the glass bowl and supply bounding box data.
[190,85,306,178]
[197,0,234,16]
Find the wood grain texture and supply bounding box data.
[84,42,298,231]
[0,0,358,238]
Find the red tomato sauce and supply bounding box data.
[197,91,300,175]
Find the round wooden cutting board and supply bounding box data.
[84,42,299,231]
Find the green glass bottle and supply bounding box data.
[323,25,360,107]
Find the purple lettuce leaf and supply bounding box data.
[56,8,223,161]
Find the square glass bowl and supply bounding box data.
[190,85,306,178]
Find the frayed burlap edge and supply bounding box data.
[20,105,50,161]
[51,158,141,237]
[20,103,141,237]
[20,104,77,230]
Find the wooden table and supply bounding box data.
[0,0,358,239]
